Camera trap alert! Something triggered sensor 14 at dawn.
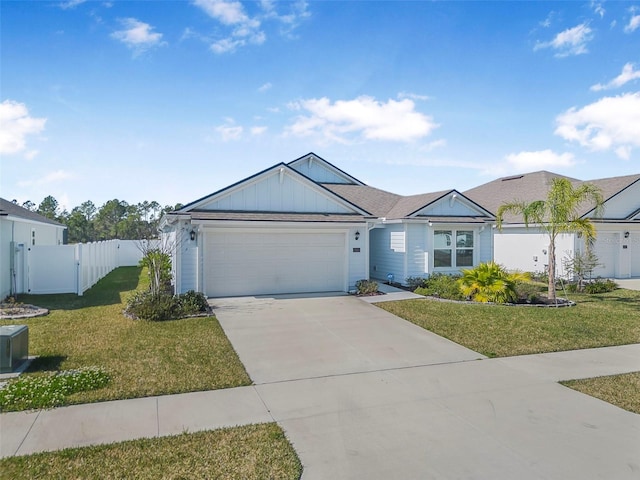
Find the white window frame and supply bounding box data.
[433,228,475,269]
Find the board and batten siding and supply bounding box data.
[585,181,640,219]
[347,226,367,289]
[370,224,406,283]
[406,223,428,279]
[204,171,352,214]
[478,227,493,264]
[414,196,482,217]
[289,160,353,184]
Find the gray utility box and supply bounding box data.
[0,325,29,373]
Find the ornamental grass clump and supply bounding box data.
[0,367,110,412]
[458,262,530,304]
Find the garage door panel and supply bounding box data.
[631,233,640,277]
[205,231,346,297]
[592,233,617,278]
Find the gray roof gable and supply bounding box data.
[0,198,65,227]
[464,170,640,223]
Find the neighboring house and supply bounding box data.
[464,171,640,279]
[0,198,67,299]
[162,153,494,297]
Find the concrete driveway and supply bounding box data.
[212,293,483,384]
[214,294,640,480]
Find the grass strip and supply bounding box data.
[378,289,640,357]
[0,423,302,480]
[562,372,640,414]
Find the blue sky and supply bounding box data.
[2,0,639,211]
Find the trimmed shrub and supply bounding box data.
[355,279,379,295]
[414,273,465,301]
[125,290,209,321]
[405,276,428,290]
[584,278,618,294]
[514,282,545,303]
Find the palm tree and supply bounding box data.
[496,178,604,301]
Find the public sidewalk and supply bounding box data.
[2,343,639,470]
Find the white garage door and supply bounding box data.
[592,233,618,278]
[631,233,640,277]
[204,230,346,297]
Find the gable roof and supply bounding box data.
[464,170,640,223]
[323,185,492,221]
[288,152,365,185]
[0,198,65,227]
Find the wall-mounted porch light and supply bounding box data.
[190,230,196,241]
[355,230,360,241]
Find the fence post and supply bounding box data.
[76,243,83,296]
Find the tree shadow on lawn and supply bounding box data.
[575,289,640,310]
[16,267,143,311]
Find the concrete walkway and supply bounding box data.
[1,295,639,479]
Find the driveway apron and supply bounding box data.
[212,293,484,384]
[214,294,640,480]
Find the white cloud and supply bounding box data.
[258,82,272,92]
[251,126,267,135]
[534,23,593,57]
[625,14,640,33]
[505,150,576,170]
[215,121,243,141]
[58,0,86,9]
[193,0,251,25]
[398,92,430,101]
[555,92,640,159]
[111,18,166,55]
[285,96,438,144]
[591,63,640,91]
[193,0,309,53]
[18,170,73,187]
[0,100,47,156]
[590,1,605,18]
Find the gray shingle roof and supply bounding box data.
[463,171,640,223]
[0,198,65,227]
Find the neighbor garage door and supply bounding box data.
[631,233,640,277]
[592,233,618,278]
[204,230,346,297]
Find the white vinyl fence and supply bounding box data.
[24,239,156,296]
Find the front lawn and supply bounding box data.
[378,289,640,357]
[562,372,640,414]
[0,267,251,409]
[0,423,302,480]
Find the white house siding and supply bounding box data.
[179,229,198,293]
[406,223,428,279]
[204,171,352,214]
[414,195,483,217]
[478,227,493,264]
[347,226,367,289]
[494,229,575,276]
[289,158,354,184]
[585,181,640,219]
[370,224,406,283]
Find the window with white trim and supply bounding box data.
[433,230,474,268]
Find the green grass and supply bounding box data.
[378,289,640,357]
[0,423,302,480]
[562,372,640,414]
[1,267,251,408]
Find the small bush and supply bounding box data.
[414,273,465,301]
[355,279,379,295]
[0,367,110,412]
[179,290,209,315]
[405,276,428,290]
[515,282,545,303]
[125,290,209,321]
[584,278,618,294]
